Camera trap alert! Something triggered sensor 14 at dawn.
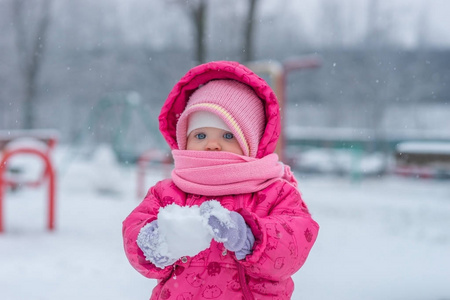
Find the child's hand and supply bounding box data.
[136,220,177,269]
[200,201,255,260]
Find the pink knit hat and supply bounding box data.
[176,80,265,157]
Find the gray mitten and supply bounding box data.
[200,200,255,260]
[235,226,255,260]
[136,220,177,269]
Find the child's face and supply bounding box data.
[186,127,244,155]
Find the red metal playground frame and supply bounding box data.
[0,131,57,233]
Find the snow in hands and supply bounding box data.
[138,200,235,269]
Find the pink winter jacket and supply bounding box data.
[123,61,319,300]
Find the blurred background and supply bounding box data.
[1,1,450,299]
[1,0,449,177]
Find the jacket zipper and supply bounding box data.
[237,262,254,300]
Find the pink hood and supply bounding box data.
[159,61,280,159]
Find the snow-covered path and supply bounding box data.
[1,148,449,300]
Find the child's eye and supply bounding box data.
[223,132,234,139]
[195,133,206,139]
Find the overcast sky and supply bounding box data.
[264,0,450,49]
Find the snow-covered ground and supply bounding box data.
[1,146,449,300]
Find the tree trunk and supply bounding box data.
[243,0,258,62]
[191,0,206,64]
[13,0,52,129]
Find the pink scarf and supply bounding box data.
[171,150,285,196]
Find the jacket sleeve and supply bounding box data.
[237,181,319,281]
[122,180,173,279]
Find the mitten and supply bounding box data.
[200,200,255,260]
[136,220,177,269]
[235,226,255,260]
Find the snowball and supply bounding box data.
[158,204,213,259]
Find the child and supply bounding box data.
[123,61,319,300]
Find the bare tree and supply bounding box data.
[12,0,53,129]
[365,1,402,141]
[416,2,430,50]
[242,0,259,62]
[172,0,207,63]
[174,0,260,64]
[319,0,345,48]
[365,0,397,48]
[191,0,207,63]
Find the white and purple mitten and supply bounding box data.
[200,200,255,260]
[136,220,177,269]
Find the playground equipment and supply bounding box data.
[247,56,322,162]
[71,92,165,164]
[0,130,58,233]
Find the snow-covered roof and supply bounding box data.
[396,142,450,154]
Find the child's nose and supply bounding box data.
[205,140,221,151]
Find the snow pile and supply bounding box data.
[4,137,50,153]
[90,144,124,194]
[290,147,387,175]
